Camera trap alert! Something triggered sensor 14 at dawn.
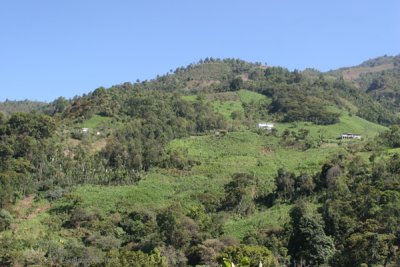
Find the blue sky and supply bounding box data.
[1,1,399,101]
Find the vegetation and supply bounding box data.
[0,99,47,116]
[329,54,400,113]
[1,56,400,266]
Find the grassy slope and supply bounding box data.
[4,92,388,242]
[275,113,386,141]
[184,90,270,121]
[237,89,270,104]
[67,130,339,239]
[340,63,394,81]
[68,110,386,239]
[80,114,112,129]
[211,101,244,120]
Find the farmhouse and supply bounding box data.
[258,122,274,130]
[339,133,361,139]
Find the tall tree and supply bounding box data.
[288,203,335,266]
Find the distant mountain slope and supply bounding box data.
[0,99,47,116]
[329,54,399,81]
[328,54,400,111]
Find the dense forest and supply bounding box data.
[0,55,400,266]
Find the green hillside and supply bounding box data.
[1,56,400,266]
[275,112,386,140]
[329,54,400,111]
[2,111,388,262]
[0,99,47,116]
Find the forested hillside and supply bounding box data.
[1,56,400,266]
[0,100,47,116]
[329,54,400,111]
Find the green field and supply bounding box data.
[274,113,386,141]
[237,89,270,104]
[211,101,244,119]
[183,90,269,121]
[80,114,113,129]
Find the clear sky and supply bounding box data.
[1,0,399,101]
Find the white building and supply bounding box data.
[340,133,361,139]
[258,122,274,130]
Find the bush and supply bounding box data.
[0,209,13,231]
[217,245,279,267]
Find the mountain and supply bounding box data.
[0,55,400,266]
[328,54,400,111]
[41,57,398,126]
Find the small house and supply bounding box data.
[339,133,361,140]
[258,122,274,130]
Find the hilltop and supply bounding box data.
[19,56,394,127]
[2,56,399,123]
